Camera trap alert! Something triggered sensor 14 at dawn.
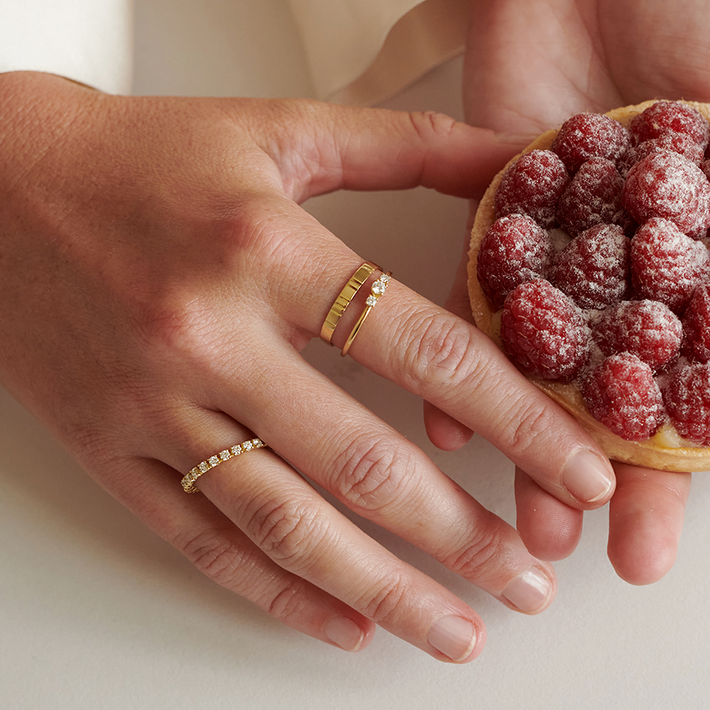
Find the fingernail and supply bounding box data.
[502,568,553,614]
[427,615,477,662]
[324,617,364,652]
[562,449,614,504]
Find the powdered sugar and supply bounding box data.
[480,101,710,442]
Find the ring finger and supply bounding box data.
[163,422,491,662]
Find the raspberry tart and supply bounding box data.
[469,100,710,471]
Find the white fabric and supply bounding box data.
[0,0,466,103]
[0,0,133,94]
[287,0,469,104]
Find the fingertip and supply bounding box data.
[607,522,679,586]
[426,614,486,663]
[560,448,616,508]
[515,469,584,561]
[323,616,376,653]
[500,564,557,615]
[423,401,475,451]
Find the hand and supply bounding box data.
[426,0,702,585]
[0,71,616,661]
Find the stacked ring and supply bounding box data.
[341,272,391,357]
[181,438,267,493]
[320,261,392,357]
[320,261,379,344]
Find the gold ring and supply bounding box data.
[320,262,379,344]
[341,272,391,357]
[181,438,267,493]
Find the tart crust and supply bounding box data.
[468,100,710,472]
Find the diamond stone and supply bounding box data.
[366,295,378,306]
[243,441,253,451]
[231,445,242,455]
[219,450,231,461]
[371,281,386,296]
[199,461,210,473]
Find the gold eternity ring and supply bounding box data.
[181,438,267,493]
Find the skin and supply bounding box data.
[0,69,623,663]
[427,0,703,584]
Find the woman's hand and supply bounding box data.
[426,0,704,585]
[0,71,616,661]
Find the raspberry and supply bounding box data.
[477,214,553,309]
[552,112,631,174]
[550,223,630,309]
[500,279,590,382]
[682,284,710,362]
[629,101,710,150]
[630,217,709,313]
[494,150,570,228]
[663,362,710,445]
[581,353,666,441]
[623,150,710,238]
[619,134,705,175]
[592,300,682,371]
[557,158,627,236]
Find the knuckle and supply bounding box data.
[331,434,418,513]
[505,399,555,459]
[408,110,458,142]
[178,529,249,588]
[356,574,411,624]
[262,578,312,622]
[443,518,509,581]
[136,290,220,362]
[244,497,324,572]
[397,310,487,395]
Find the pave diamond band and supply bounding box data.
[181,438,267,493]
[341,272,391,357]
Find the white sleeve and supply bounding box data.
[0,0,134,94]
[286,0,469,105]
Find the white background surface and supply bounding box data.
[3,1,710,708]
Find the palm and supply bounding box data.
[464,0,710,132]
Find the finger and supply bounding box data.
[424,202,478,451]
[607,464,691,585]
[158,429,490,663]
[101,457,377,653]
[514,467,583,561]
[246,100,523,202]
[423,400,475,451]
[211,332,556,618]
[298,259,615,510]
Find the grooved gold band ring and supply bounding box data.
[320,261,392,356]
